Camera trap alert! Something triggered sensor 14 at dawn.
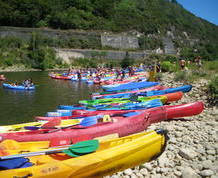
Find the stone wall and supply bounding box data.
[0,26,100,41]
[162,37,177,54]
[101,34,139,49]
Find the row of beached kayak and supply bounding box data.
[49,70,148,85]
[0,73,204,177]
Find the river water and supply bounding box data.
[0,71,100,125]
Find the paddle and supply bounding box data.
[23,118,62,131]
[45,115,103,133]
[0,140,99,160]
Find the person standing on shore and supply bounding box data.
[195,56,202,68]
[179,59,186,70]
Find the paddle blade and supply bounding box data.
[63,140,99,157]
[24,126,40,130]
[42,118,61,128]
[79,115,102,127]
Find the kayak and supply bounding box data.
[2,83,35,90]
[138,85,192,97]
[92,85,166,99]
[50,75,72,80]
[0,119,81,133]
[101,85,192,99]
[0,129,167,177]
[0,102,204,143]
[102,81,159,92]
[79,95,166,106]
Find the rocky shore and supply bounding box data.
[105,73,218,178]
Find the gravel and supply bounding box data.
[104,73,218,178]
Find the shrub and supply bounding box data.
[207,76,218,105]
[164,54,178,62]
[161,61,175,72]
[120,53,134,68]
[4,58,14,66]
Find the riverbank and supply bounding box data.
[0,65,68,73]
[105,73,218,178]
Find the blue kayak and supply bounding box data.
[138,85,192,96]
[101,85,192,99]
[3,83,35,90]
[102,81,159,92]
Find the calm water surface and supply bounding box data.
[0,71,100,125]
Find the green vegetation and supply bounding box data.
[120,53,134,68]
[173,60,218,84]
[207,76,218,105]
[161,61,176,72]
[0,33,61,70]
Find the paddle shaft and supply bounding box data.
[0,144,93,160]
[0,148,67,160]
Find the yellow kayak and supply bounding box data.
[0,129,167,177]
[0,119,81,133]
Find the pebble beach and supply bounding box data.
[106,73,218,178]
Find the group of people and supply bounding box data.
[10,79,34,87]
[22,79,34,87]
[179,56,202,70]
[115,66,135,81]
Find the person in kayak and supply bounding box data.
[23,79,34,88]
[76,70,81,80]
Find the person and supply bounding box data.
[156,61,161,72]
[179,59,186,70]
[76,70,81,80]
[115,69,120,79]
[67,67,73,75]
[195,56,202,68]
[121,68,126,81]
[23,78,34,88]
[0,74,5,80]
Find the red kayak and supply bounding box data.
[0,102,204,144]
[92,85,166,99]
[50,75,72,80]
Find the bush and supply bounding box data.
[207,76,218,105]
[161,61,175,72]
[120,53,134,68]
[164,54,178,62]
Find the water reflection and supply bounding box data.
[0,71,100,125]
[3,88,35,96]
